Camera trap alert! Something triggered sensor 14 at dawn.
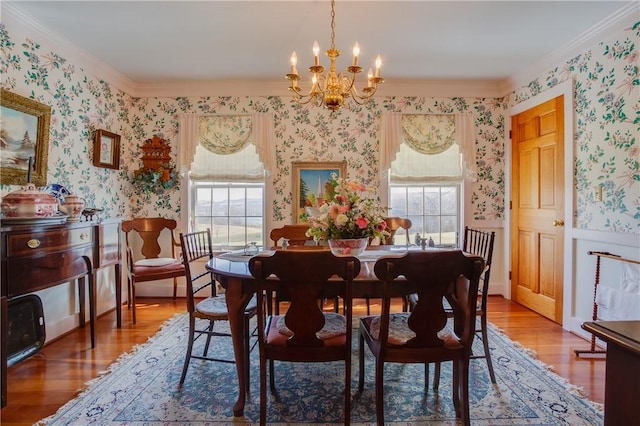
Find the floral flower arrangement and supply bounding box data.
[302,174,390,242]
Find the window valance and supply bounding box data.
[380,112,477,182]
[178,113,275,180]
[402,114,456,155]
[199,115,253,155]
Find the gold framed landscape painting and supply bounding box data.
[0,89,51,187]
[292,161,346,223]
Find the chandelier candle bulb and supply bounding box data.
[290,51,298,74]
[352,42,360,66]
[375,55,382,77]
[367,69,373,87]
[313,41,320,66]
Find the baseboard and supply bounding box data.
[488,281,506,297]
[569,316,606,350]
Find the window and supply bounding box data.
[179,114,271,250]
[389,183,460,247]
[191,181,264,249]
[384,114,470,248]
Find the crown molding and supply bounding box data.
[5,2,637,100]
[500,2,640,94]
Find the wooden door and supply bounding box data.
[511,96,565,323]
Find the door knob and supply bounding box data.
[552,219,565,227]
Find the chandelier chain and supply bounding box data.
[330,0,336,50]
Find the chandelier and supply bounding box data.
[285,0,384,111]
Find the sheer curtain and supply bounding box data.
[380,112,477,181]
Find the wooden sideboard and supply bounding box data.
[582,321,640,426]
[0,218,121,408]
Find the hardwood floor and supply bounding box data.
[1,296,605,425]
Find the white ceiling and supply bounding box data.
[3,1,636,97]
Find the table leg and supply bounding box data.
[1,296,7,408]
[115,263,122,328]
[224,277,252,417]
[78,276,86,328]
[89,271,96,348]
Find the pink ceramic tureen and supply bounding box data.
[1,183,59,218]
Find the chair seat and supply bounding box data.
[132,261,185,281]
[365,314,415,346]
[134,257,180,267]
[363,314,462,348]
[195,295,258,319]
[267,314,347,347]
[275,312,346,340]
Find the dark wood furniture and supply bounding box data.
[121,218,184,324]
[359,250,484,426]
[206,247,438,417]
[249,250,360,425]
[178,229,257,387]
[432,226,496,388]
[1,295,6,409]
[581,320,640,426]
[367,217,412,314]
[269,225,334,314]
[0,218,121,408]
[268,224,313,248]
[381,217,412,246]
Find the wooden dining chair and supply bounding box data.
[363,217,413,314]
[432,226,497,388]
[249,250,360,426]
[178,229,258,387]
[121,217,186,324]
[358,250,484,426]
[380,217,412,246]
[269,224,314,248]
[268,225,339,314]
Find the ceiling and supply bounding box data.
[3,1,635,97]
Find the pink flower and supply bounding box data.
[355,216,369,229]
[346,181,366,192]
[329,203,350,218]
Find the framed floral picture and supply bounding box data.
[0,89,51,187]
[93,129,121,169]
[292,161,346,223]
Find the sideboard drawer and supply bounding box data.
[5,227,93,258]
[5,246,94,297]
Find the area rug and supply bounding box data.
[36,314,603,425]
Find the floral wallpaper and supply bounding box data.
[0,17,637,234]
[509,22,639,232]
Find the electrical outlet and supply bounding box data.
[594,186,603,202]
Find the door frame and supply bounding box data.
[505,79,574,330]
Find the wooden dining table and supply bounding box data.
[206,246,450,417]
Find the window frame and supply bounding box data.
[388,181,462,248]
[189,179,265,250]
